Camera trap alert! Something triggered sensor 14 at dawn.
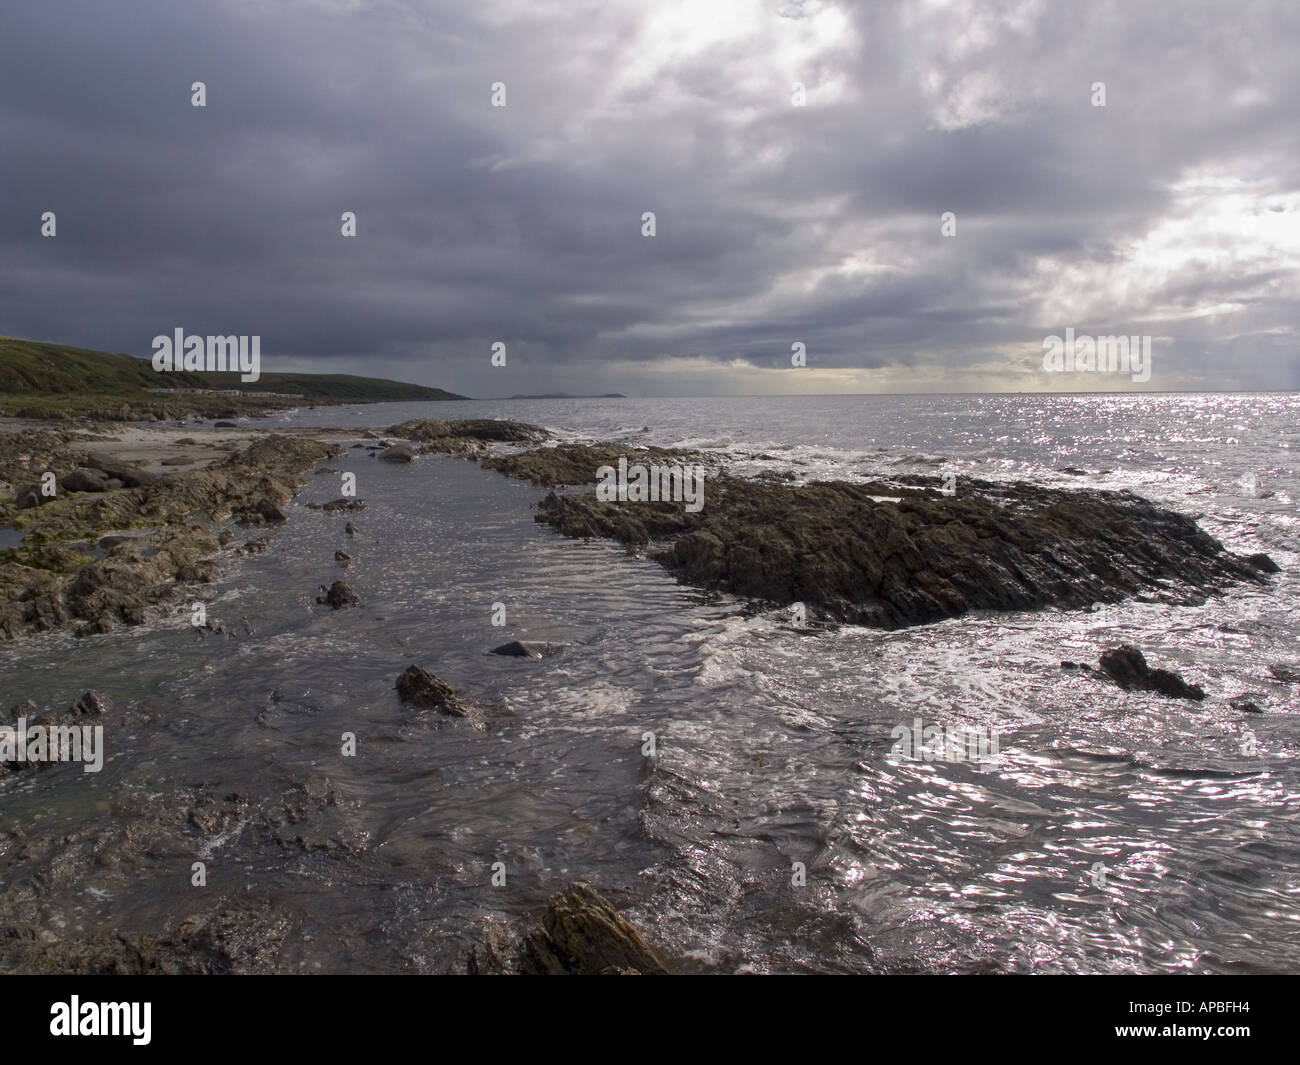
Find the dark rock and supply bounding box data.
[528,473,1275,629]
[321,498,365,513]
[74,691,111,716]
[82,454,160,488]
[14,483,50,509]
[334,550,351,564]
[389,418,546,445]
[59,468,110,493]
[1099,645,1206,700]
[1245,553,1281,573]
[485,442,703,487]
[236,496,287,524]
[1268,664,1300,683]
[395,665,480,722]
[344,522,357,537]
[518,883,668,975]
[213,421,238,428]
[1231,698,1263,714]
[316,580,358,609]
[490,640,566,659]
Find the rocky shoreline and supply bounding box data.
[4,415,1278,642]
[0,410,1287,974]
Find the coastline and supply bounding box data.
[0,405,1288,974]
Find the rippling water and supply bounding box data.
[2,393,1297,973]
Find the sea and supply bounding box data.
[2,392,1297,973]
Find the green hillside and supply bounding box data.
[0,335,465,414]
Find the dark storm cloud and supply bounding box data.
[1,0,1296,395]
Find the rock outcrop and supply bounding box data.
[386,419,547,458]
[533,474,1279,629]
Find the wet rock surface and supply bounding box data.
[533,474,1278,628]
[1098,645,1207,700]
[378,443,417,463]
[316,579,359,608]
[489,640,566,659]
[483,441,706,487]
[468,883,669,975]
[386,418,548,458]
[395,665,483,726]
[0,430,340,639]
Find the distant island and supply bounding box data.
[0,335,465,419]
[506,392,626,400]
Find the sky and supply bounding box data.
[1,0,1297,397]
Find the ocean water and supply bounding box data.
[2,392,1297,973]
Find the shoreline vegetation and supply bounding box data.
[0,343,1284,973]
[0,335,465,421]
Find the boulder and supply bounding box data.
[316,580,358,609]
[14,484,50,509]
[82,454,160,488]
[74,690,111,716]
[59,468,110,493]
[1099,645,1206,701]
[378,443,417,463]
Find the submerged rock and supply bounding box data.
[316,580,359,609]
[395,665,481,724]
[1098,645,1206,701]
[469,882,668,975]
[318,498,366,513]
[489,640,566,659]
[74,690,111,716]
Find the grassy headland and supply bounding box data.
[0,335,465,419]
